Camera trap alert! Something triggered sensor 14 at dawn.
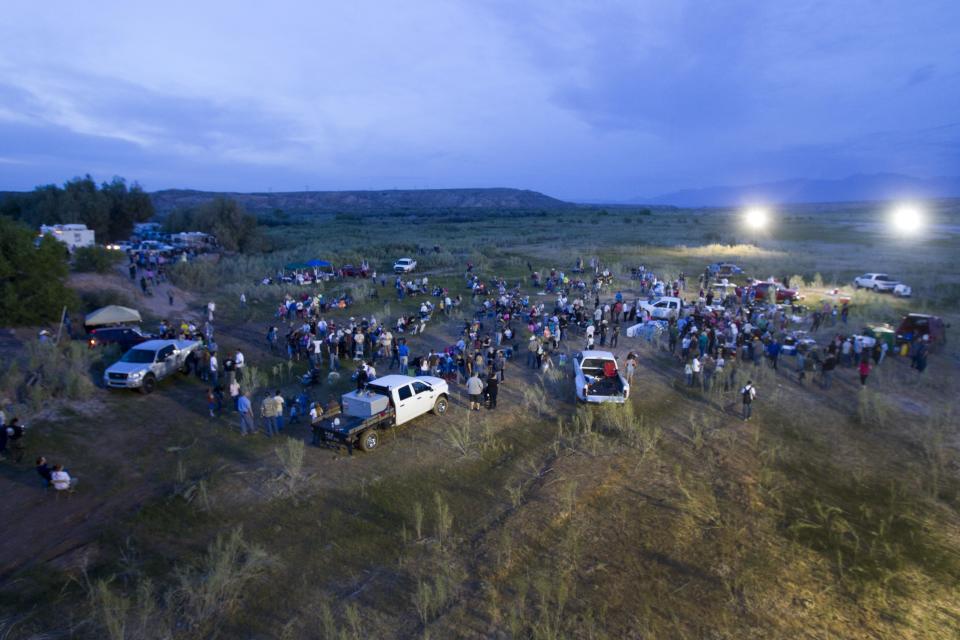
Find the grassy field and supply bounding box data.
[1,199,959,639]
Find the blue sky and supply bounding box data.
[1,1,958,200]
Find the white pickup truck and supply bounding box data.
[638,296,683,320]
[318,374,449,452]
[853,273,900,292]
[393,258,417,273]
[573,350,630,403]
[103,339,200,394]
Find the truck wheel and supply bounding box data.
[432,395,449,415]
[359,429,379,452]
[873,285,879,292]
[140,374,156,394]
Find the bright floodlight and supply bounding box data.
[744,207,769,230]
[890,204,924,234]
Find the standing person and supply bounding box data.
[795,349,806,385]
[168,290,174,306]
[527,336,538,368]
[624,352,638,383]
[207,388,217,418]
[260,393,278,437]
[858,358,871,387]
[485,375,499,410]
[209,351,219,388]
[398,341,409,373]
[229,378,241,410]
[240,292,247,308]
[237,392,255,435]
[821,353,837,389]
[273,390,286,432]
[207,301,216,323]
[466,373,484,411]
[610,324,620,349]
[740,380,756,421]
[493,351,505,382]
[234,350,245,382]
[5,418,27,463]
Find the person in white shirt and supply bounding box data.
[234,350,245,382]
[209,353,219,386]
[51,464,75,491]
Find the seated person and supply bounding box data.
[51,464,76,491]
[36,456,52,487]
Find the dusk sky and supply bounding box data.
[1,1,958,200]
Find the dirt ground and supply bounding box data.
[1,261,958,638]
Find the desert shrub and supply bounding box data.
[5,340,98,410]
[167,260,219,290]
[73,245,124,273]
[87,528,275,639]
[173,527,275,632]
[275,437,306,496]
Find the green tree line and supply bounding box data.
[164,197,263,253]
[0,217,74,325]
[0,175,155,242]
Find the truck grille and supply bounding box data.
[108,372,128,381]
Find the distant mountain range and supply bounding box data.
[633,173,960,207]
[149,187,575,215]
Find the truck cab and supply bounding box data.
[639,296,682,320]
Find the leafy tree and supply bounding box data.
[0,217,76,325]
[165,198,261,252]
[0,175,155,242]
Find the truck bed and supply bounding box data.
[318,406,396,443]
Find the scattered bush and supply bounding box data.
[73,245,124,273]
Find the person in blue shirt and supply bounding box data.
[767,340,781,370]
[397,342,410,372]
[237,392,255,435]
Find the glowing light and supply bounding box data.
[890,204,924,234]
[743,207,769,230]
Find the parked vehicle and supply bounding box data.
[893,283,912,297]
[87,326,152,352]
[895,314,948,347]
[103,339,200,394]
[318,375,448,452]
[132,240,175,253]
[737,281,801,303]
[393,258,417,273]
[340,264,362,277]
[573,351,630,403]
[853,273,900,292]
[638,296,682,320]
[707,262,744,277]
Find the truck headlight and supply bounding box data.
[129,371,144,379]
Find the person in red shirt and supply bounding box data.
[858,359,871,386]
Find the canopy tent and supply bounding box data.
[84,305,142,327]
[306,259,332,268]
